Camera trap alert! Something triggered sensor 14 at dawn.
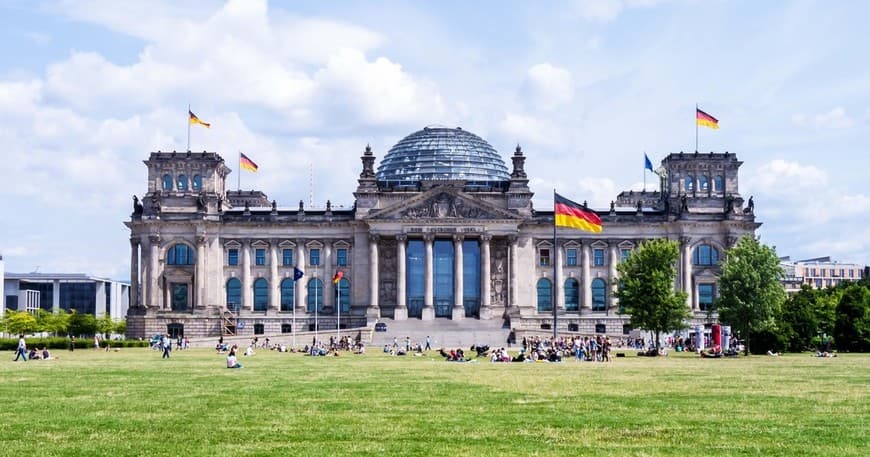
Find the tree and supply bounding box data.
[113,319,127,336]
[714,236,786,355]
[97,314,115,338]
[834,283,870,352]
[616,238,690,353]
[2,311,38,335]
[68,311,98,337]
[35,309,71,336]
[780,286,821,352]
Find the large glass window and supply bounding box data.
[539,248,550,266]
[433,240,454,317]
[594,249,605,266]
[171,283,188,311]
[192,175,202,191]
[58,283,95,314]
[714,175,724,192]
[699,175,709,192]
[280,279,294,312]
[406,240,425,318]
[167,243,194,265]
[226,278,241,312]
[253,278,268,311]
[564,278,579,311]
[310,248,320,266]
[307,278,323,312]
[693,245,719,266]
[591,278,607,311]
[566,248,578,266]
[684,175,694,192]
[698,283,715,311]
[255,248,266,266]
[337,248,348,266]
[620,248,632,263]
[463,240,480,317]
[337,278,350,313]
[282,249,293,266]
[536,278,552,312]
[162,174,173,190]
[177,174,188,191]
[227,249,239,266]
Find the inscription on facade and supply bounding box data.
[405,227,481,233]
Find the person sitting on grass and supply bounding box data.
[767,350,781,357]
[29,348,41,360]
[227,345,242,368]
[42,347,52,360]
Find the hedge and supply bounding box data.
[1,337,149,351]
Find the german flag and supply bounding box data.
[240,152,258,172]
[555,192,602,233]
[189,110,211,128]
[696,108,719,129]
[332,270,344,285]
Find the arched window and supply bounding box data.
[192,175,202,191]
[177,174,188,191]
[684,175,694,192]
[714,175,724,192]
[693,244,720,266]
[699,176,709,192]
[591,278,607,311]
[564,278,579,311]
[337,278,350,313]
[162,174,173,191]
[536,278,552,312]
[253,278,268,311]
[166,243,194,265]
[226,278,241,312]
[307,278,323,312]
[280,279,295,312]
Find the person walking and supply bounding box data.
[161,335,171,359]
[425,336,431,351]
[69,335,76,352]
[13,335,28,362]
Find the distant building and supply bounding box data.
[779,256,865,291]
[2,272,130,320]
[0,255,5,317]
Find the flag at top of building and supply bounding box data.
[240,152,259,172]
[189,110,211,128]
[554,192,602,233]
[696,108,719,129]
[644,153,654,172]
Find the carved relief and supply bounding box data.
[398,193,495,219]
[490,239,508,307]
[379,237,397,307]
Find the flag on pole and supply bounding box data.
[189,110,211,128]
[293,267,304,281]
[696,108,719,129]
[240,152,259,172]
[644,153,654,172]
[332,270,344,285]
[554,192,603,233]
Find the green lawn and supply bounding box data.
[1,348,867,456]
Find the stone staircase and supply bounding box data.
[368,318,511,349]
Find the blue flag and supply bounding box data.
[644,153,654,172]
[293,267,304,281]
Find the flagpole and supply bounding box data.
[552,189,558,341]
[314,263,319,345]
[238,151,241,192]
[643,151,647,192]
[336,278,341,346]
[695,103,699,152]
[187,104,191,152]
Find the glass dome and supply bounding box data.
[376,126,510,189]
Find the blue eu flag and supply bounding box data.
[644,153,654,172]
[293,267,304,281]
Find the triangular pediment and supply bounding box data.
[366,188,520,221]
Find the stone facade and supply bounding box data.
[126,140,759,339]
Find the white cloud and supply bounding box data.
[572,0,669,22]
[522,63,575,111]
[499,113,564,148]
[26,32,52,45]
[747,159,827,196]
[791,107,855,129]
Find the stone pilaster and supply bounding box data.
[479,234,492,320]
[367,234,380,318]
[269,239,279,312]
[581,242,592,312]
[130,238,140,308]
[422,234,435,321]
[148,235,160,309]
[242,238,252,311]
[394,234,408,321]
[196,235,206,310]
[452,234,465,321]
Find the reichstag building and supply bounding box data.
[125,126,759,339]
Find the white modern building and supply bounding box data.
[3,272,130,320]
[780,256,865,291]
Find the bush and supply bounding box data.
[0,337,149,351]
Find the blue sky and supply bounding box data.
[1,0,869,278]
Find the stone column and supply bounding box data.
[682,237,694,310]
[52,279,61,313]
[509,236,518,310]
[130,238,140,308]
[581,242,592,312]
[479,234,492,319]
[269,240,279,312]
[196,235,206,310]
[140,238,148,311]
[148,235,160,309]
[323,241,334,311]
[242,239,252,311]
[452,234,465,321]
[608,241,619,312]
[367,235,380,319]
[422,234,435,321]
[394,235,408,321]
[296,241,306,313]
[555,241,564,313]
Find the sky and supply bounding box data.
[1,0,869,279]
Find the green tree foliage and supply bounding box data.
[114,319,127,336]
[616,238,690,352]
[97,314,115,338]
[2,311,38,335]
[67,311,98,337]
[35,309,71,336]
[780,286,821,352]
[715,236,787,355]
[834,283,870,352]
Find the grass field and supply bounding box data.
[1,348,867,457]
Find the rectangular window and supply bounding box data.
[539,249,550,267]
[594,249,605,266]
[839,269,845,277]
[282,249,293,266]
[228,249,239,266]
[620,249,632,263]
[337,248,348,266]
[815,279,822,288]
[310,248,320,266]
[698,284,715,311]
[850,269,855,278]
[566,248,577,266]
[255,248,266,266]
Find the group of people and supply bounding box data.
[12,335,53,362]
